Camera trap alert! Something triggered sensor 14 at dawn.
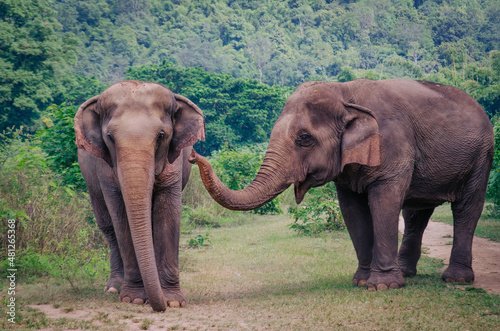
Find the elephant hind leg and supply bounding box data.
[444,164,490,283]
[398,208,434,277]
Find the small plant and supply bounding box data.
[140,318,154,330]
[188,233,212,248]
[288,182,344,236]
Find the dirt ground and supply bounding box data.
[28,219,500,330]
[399,218,500,295]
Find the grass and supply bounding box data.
[3,214,499,330]
[431,202,500,242]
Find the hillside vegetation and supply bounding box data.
[1,0,499,131]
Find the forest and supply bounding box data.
[0,1,500,322]
[1,0,499,133]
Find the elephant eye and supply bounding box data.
[158,131,165,139]
[295,133,314,147]
[107,132,115,143]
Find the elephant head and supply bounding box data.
[75,81,204,311]
[189,81,380,209]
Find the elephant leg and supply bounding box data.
[95,211,124,293]
[100,185,147,304]
[366,184,406,290]
[79,153,124,293]
[336,185,373,287]
[153,175,185,308]
[398,208,434,277]
[444,179,487,283]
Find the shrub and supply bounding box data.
[209,144,283,215]
[288,182,345,236]
[35,103,85,190]
[487,116,500,215]
[0,130,107,285]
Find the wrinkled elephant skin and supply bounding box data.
[75,81,204,311]
[190,79,494,290]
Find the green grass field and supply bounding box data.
[4,214,499,330]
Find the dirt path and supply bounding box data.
[399,218,500,295]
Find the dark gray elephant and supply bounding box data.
[189,79,494,290]
[75,80,204,311]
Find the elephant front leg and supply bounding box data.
[366,185,406,290]
[153,183,186,308]
[99,223,124,293]
[103,196,149,305]
[84,174,124,293]
[336,186,373,287]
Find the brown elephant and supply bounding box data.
[75,80,204,311]
[189,79,494,290]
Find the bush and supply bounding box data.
[209,144,283,215]
[487,116,500,215]
[35,103,85,190]
[288,182,344,236]
[0,129,108,285]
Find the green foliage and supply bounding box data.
[210,144,283,215]
[187,233,212,249]
[0,130,107,283]
[288,182,344,236]
[487,116,500,215]
[2,0,500,129]
[0,0,78,131]
[34,103,85,189]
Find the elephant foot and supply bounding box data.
[442,265,474,283]
[352,266,371,287]
[120,285,147,305]
[399,261,417,278]
[366,269,405,291]
[163,289,186,308]
[104,275,124,293]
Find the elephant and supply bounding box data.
[75,80,205,311]
[189,79,494,290]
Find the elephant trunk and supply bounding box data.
[117,151,166,312]
[189,149,291,211]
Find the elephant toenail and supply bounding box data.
[389,283,399,289]
[122,296,131,303]
[377,284,388,290]
[180,301,186,308]
[168,301,180,308]
[358,279,367,286]
[457,278,466,283]
[107,287,118,293]
[367,284,376,291]
[445,278,455,283]
[132,298,144,304]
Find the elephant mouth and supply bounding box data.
[294,179,312,204]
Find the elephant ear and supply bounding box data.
[340,102,381,171]
[168,94,205,164]
[74,95,112,166]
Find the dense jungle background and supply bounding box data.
[1,0,500,328]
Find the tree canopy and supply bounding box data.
[1,0,499,130]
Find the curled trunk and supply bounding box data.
[118,155,166,312]
[189,150,290,210]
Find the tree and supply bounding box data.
[0,0,77,131]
